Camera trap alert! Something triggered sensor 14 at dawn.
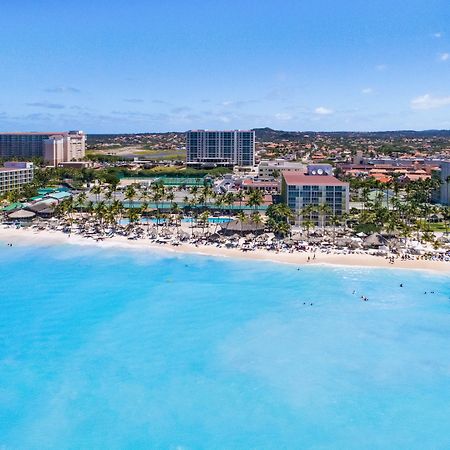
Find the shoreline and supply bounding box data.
[1,227,449,274]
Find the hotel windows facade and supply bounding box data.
[186,130,255,167]
[0,162,35,195]
[283,175,349,226]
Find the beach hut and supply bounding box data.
[8,209,36,221]
[220,219,265,235]
[26,199,58,213]
[363,233,385,249]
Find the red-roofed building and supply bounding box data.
[281,171,349,226]
[242,178,280,193]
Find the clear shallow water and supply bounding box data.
[0,242,450,450]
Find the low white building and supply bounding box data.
[258,159,304,180]
[0,162,34,195]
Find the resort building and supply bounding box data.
[241,178,280,194]
[186,130,255,168]
[0,131,86,166]
[0,162,34,195]
[433,160,450,205]
[258,159,304,180]
[282,167,349,226]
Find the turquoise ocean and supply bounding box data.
[1,241,449,449]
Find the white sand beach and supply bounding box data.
[1,226,449,274]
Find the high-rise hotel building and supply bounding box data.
[0,131,86,166]
[0,162,35,195]
[186,130,255,167]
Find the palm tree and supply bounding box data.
[300,204,315,231]
[86,200,94,218]
[198,210,210,236]
[190,186,199,197]
[76,192,87,215]
[235,191,245,210]
[104,188,113,204]
[329,214,342,244]
[442,205,449,235]
[166,188,175,211]
[124,185,136,209]
[128,207,141,227]
[303,219,314,238]
[110,179,120,199]
[91,184,102,203]
[250,211,264,230]
[111,199,124,228]
[236,210,247,227]
[201,185,213,207]
[446,175,450,207]
[246,189,264,214]
[224,192,235,221]
[170,202,182,235]
[361,186,370,211]
[319,204,332,229]
[94,201,107,231]
[151,189,164,227]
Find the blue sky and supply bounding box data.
[1,0,450,133]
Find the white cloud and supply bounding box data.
[439,52,449,61]
[410,94,450,110]
[375,64,387,71]
[26,101,65,109]
[433,32,443,38]
[275,112,293,120]
[44,86,81,94]
[361,87,373,94]
[314,106,334,115]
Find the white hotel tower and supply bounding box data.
[186,130,255,168]
[0,131,86,167]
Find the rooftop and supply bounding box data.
[242,179,279,187]
[282,171,348,186]
[0,167,32,173]
[0,131,84,136]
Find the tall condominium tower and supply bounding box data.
[186,130,255,167]
[0,131,86,166]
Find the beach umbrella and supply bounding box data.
[363,233,385,248]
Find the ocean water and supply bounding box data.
[0,242,449,450]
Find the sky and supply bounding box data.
[1,0,450,133]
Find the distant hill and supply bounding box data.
[87,128,450,145]
[252,127,450,141]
